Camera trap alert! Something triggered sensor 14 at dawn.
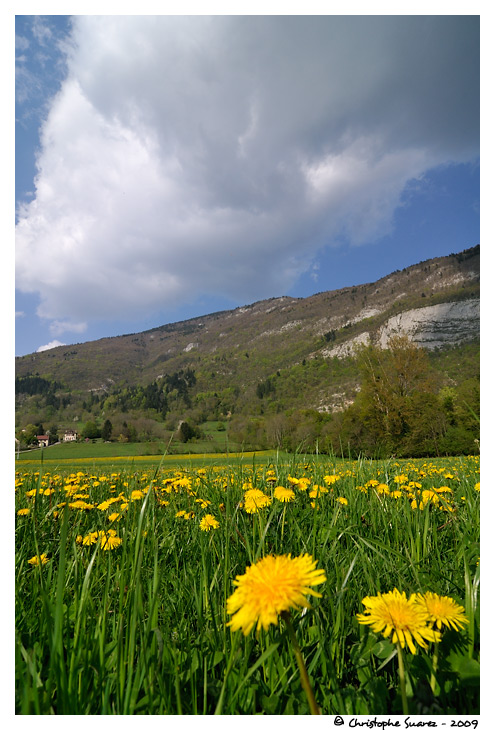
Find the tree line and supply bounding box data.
[229,336,479,458]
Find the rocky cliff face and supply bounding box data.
[378,299,480,349]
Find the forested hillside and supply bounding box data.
[15,246,480,457]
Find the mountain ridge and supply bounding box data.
[15,245,479,442]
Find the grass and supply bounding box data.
[15,453,480,715]
[15,439,279,470]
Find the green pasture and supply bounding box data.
[15,440,282,471]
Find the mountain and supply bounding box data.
[15,245,479,448]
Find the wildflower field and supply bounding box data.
[15,453,480,715]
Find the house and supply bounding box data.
[36,435,49,447]
[63,429,78,442]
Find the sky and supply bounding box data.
[14,12,480,357]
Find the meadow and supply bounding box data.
[15,452,480,715]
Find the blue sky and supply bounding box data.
[15,14,480,357]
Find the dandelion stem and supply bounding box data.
[397,643,409,715]
[282,611,320,715]
[430,642,439,694]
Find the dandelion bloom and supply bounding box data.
[82,531,99,546]
[100,529,122,550]
[28,553,49,566]
[296,477,311,491]
[415,592,469,632]
[243,488,272,514]
[273,486,295,503]
[336,497,348,506]
[17,508,30,516]
[356,588,441,654]
[69,500,94,510]
[227,553,326,635]
[199,514,220,531]
[309,485,328,499]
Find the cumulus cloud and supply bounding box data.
[37,340,66,352]
[15,15,479,329]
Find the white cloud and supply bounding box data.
[15,16,479,330]
[49,319,88,336]
[37,340,66,352]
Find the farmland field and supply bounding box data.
[15,453,480,715]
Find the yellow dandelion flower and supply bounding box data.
[17,508,30,516]
[421,490,439,504]
[82,531,99,546]
[274,486,295,503]
[199,514,220,531]
[69,500,94,510]
[108,512,121,522]
[336,496,348,506]
[309,485,328,499]
[227,553,326,635]
[408,481,422,490]
[324,474,341,485]
[130,490,144,501]
[297,477,311,491]
[375,483,390,495]
[365,479,379,488]
[100,530,122,550]
[243,488,272,514]
[356,588,441,654]
[474,482,480,492]
[28,553,49,566]
[415,592,469,632]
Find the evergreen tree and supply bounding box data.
[101,419,113,441]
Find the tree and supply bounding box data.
[178,421,197,443]
[81,421,100,440]
[346,336,442,457]
[101,419,113,441]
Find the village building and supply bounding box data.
[63,429,78,442]
[36,435,50,447]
